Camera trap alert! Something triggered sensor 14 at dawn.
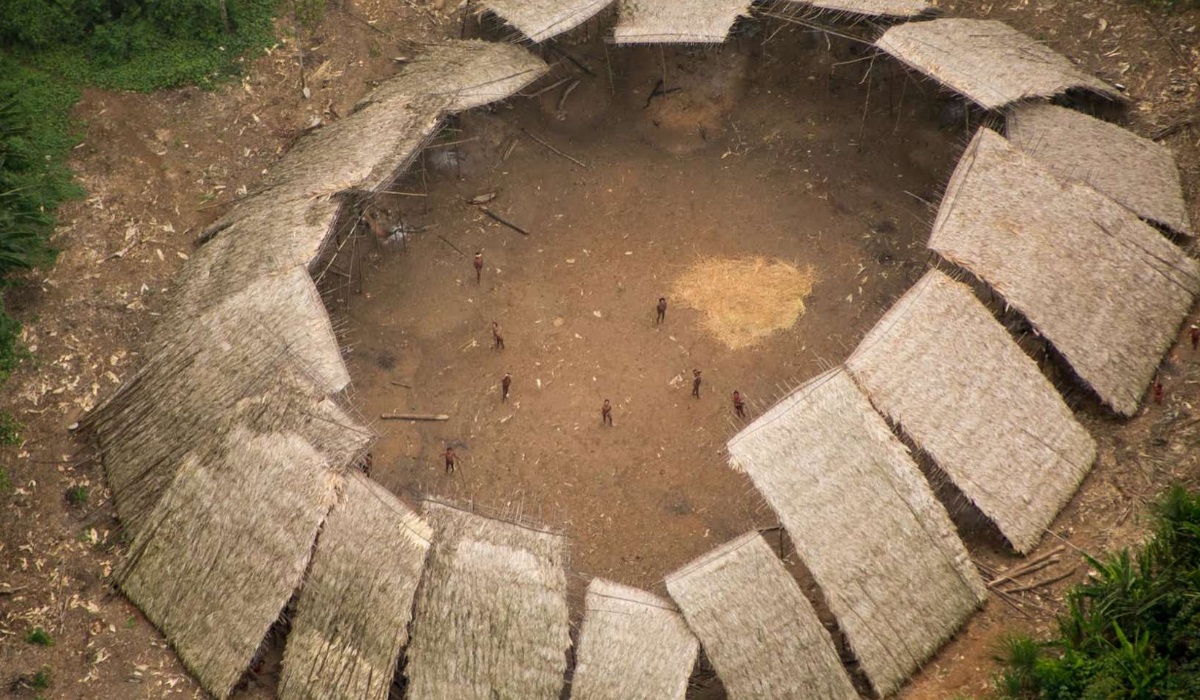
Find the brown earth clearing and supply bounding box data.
[1,1,1199,699]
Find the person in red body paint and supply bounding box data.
[444,446,457,474]
[732,390,745,418]
[601,399,613,426]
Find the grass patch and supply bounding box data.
[0,411,23,445]
[990,485,1200,698]
[0,467,9,493]
[31,666,51,690]
[25,627,54,647]
[65,484,88,506]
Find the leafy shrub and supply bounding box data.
[65,484,89,506]
[992,485,1200,699]
[25,627,54,646]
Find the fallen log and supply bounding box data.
[381,413,449,421]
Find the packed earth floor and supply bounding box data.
[336,34,959,590]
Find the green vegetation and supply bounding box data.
[65,484,89,506]
[32,666,51,690]
[25,627,54,647]
[0,1,289,389]
[0,467,10,493]
[0,411,22,445]
[992,485,1200,699]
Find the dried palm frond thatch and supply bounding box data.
[613,0,753,44]
[845,270,1097,553]
[569,579,699,700]
[727,368,986,697]
[778,0,932,18]
[1007,103,1193,236]
[875,19,1119,109]
[929,128,1200,416]
[84,318,369,537]
[665,532,858,700]
[116,426,343,699]
[405,501,570,700]
[279,472,432,700]
[480,0,616,42]
[368,40,550,112]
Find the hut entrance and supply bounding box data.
[325,26,962,590]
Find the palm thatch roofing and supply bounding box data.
[726,368,986,697]
[845,270,1096,553]
[278,472,432,700]
[613,0,752,44]
[368,40,549,112]
[405,501,571,700]
[569,579,699,700]
[665,532,859,699]
[1007,103,1193,236]
[780,0,931,18]
[875,19,1119,110]
[480,0,615,42]
[115,426,343,699]
[929,128,1200,416]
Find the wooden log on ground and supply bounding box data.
[380,413,449,421]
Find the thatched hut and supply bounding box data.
[1007,103,1193,236]
[480,0,616,42]
[569,579,699,700]
[929,128,1200,416]
[727,368,986,697]
[404,501,571,699]
[115,426,344,699]
[664,532,858,699]
[845,270,1096,553]
[875,19,1119,109]
[613,0,752,44]
[278,472,432,700]
[782,0,931,18]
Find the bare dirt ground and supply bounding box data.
[1,1,1198,699]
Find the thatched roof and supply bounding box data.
[727,368,986,697]
[569,579,699,700]
[929,128,1200,416]
[845,270,1096,553]
[664,533,858,699]
[1007,103,1193,236]
[368,40,549,113]
[405,501,570,700]
[279,472,432,700]
[481,0,615,42]
[781,0,931,18]
[875,19,1119,109]
[115,426,342,699]
[613,0,752,44]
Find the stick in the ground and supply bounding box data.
[437,234,468,257]
[521,128,589,169]
[1006,567,1076,594]
[547,42,596,77]
[390,381,412,388]
[989,545,1065,587]
[380,413,449,421]
[481,207,530,236]
[557,79,580,114]
[991,556,1059,588]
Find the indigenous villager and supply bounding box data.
[444,446,457,474]
[1152,379,1164,405]
[692,369,702,398]
[502,372,512,402]
[732,390,745,418]
[492,321,505,350]
[656,297,667,325]
[1191,324,1199,351]
[359,452,373,477]
[601,399,613,426]
[474,251,484,284]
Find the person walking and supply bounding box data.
[474,251,484,284]
[492,321,505,350]
[444,446,457,474]
[656,297,667,325]
[692,369,702,398]
[732,390,745,418]
[601,399,613,426]
[501,372,512,402]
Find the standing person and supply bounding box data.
[1152,378,1165,405]
[692,369,702,398]
[474,251,484,284]
[1191,324,1199,351]
[501,372,512,402]
[601,399,613,426]
[732,390,745,418]
[359,452,373,477]
[656,297,667,325]
[444,446,457,474]
[492,321,505,350]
